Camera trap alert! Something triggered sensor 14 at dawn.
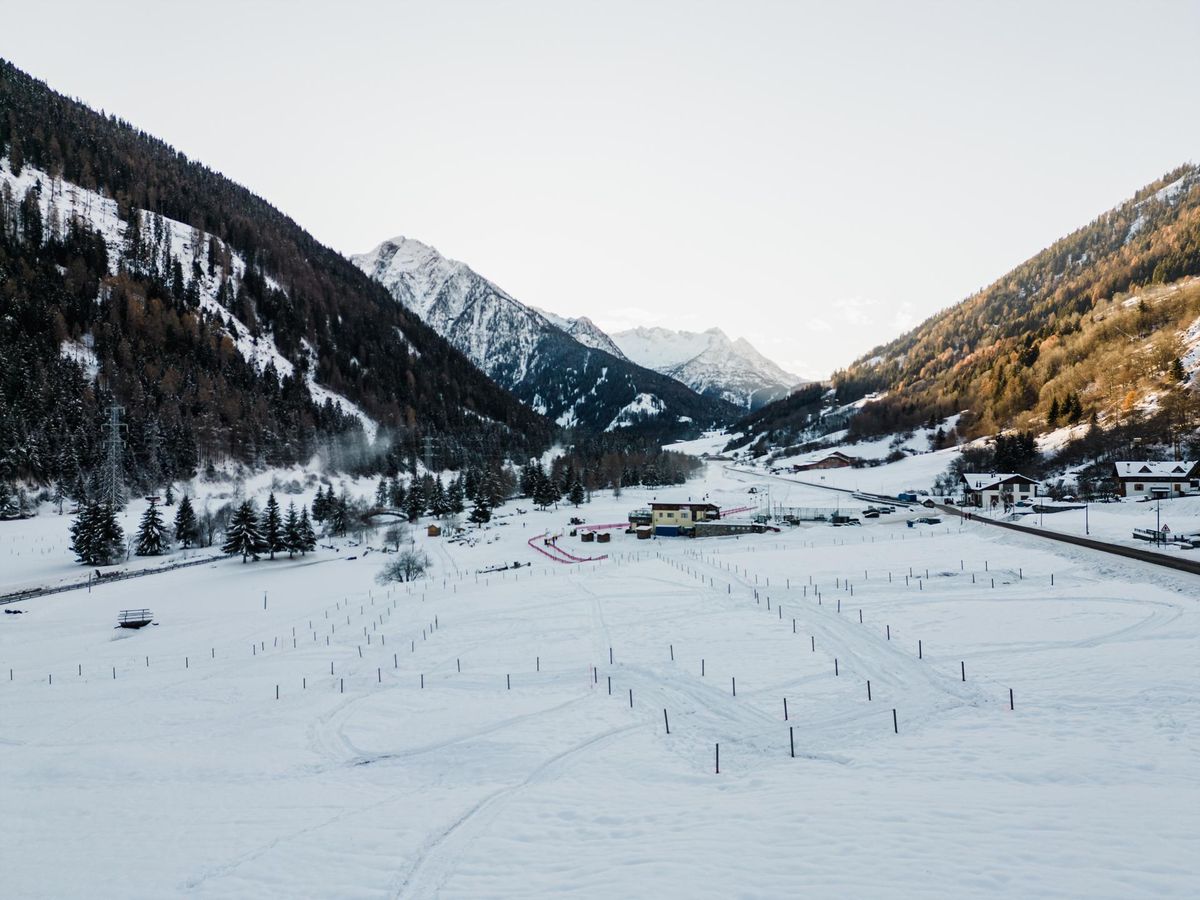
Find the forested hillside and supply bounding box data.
[833,164,1200,439]
[0,58,551,495]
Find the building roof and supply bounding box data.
[959,472,1040,491]
[649,502,720,511]
[1113,460,1198,479]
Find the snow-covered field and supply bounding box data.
[2,465,1197,898]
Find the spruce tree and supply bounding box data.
[0,482,16,519]
[173,495,199,548]
[430,476,449,518]
[404,482,424,523]
[298,505,317,553]
[375,477,388,507]
[222,500,264,562]
[164,482,175,506]
[69,501,97,563]
[283,502,301,558]
[73,500,125,566]
[568,478,585,507]
[312,486,328,522]
[448,476,465,514]
[327,492,350,536]
[469,493,492,525]
[388,477,405,509]
[261,492,284,559]
[1047,397,1060,427]
[135,501,167,556]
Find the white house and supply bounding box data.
[960,473,1040,510]
[1113,461,1200,498]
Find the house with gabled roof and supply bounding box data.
[1112,461,1200,498]
[959,472,1040,510]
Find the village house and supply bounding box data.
[1112,461,1200,498]
[960,473,1040,510]
[790,451,861,473]
[645,502,721,536]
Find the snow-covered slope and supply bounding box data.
[0,159,379,440]
[613,326,804,410]
[353,237,737,435]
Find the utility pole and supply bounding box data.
[423,435,435,474]
[102,404,126,508]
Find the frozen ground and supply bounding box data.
[1,465,1197,898]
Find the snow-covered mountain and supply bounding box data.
[535,308,627,359]
[352,238,737,434]
[612,326,804,410]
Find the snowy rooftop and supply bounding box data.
[960,472,1039,490]
[1114,461,1198,478]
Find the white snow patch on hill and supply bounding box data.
[605,392,664,431]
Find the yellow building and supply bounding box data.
[649,502,720,536]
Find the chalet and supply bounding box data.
[1113,461,1200,498]
[960,473,1040,510]
[648,502,721,536]
[791,451,861,473]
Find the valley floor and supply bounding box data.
[1,466,1197,898]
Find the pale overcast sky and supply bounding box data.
[5,1,1199,378]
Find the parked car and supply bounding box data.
[921,499,936,508]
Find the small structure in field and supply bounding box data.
[116,609,154,629]
[1113,461,1199,498]
[427,524,442,537]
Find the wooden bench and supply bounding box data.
[117,609,154,629]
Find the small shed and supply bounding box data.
[596,531,611,544]
[427,524,442,537]
[581,530,595,543]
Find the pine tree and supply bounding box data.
[312,485,328,522]
[388,477,406,509]
[97,501,126,564]
[0,481,17,519]
[469,492,492,524]
[375,477,388,508]
[69,501,96,563]
[483,468,505,508]
[164,482,175,506]
[222,500,264,562]
[1172,357,1187,382]
[534,472,559,509]
[298,505,317,553]
[568,478,585,507]
[134,501,167,556]
[404,482,424,523]
[1047,397,1060,427]
[327,492,350,536]
[283,502,301,558]
[448,476,465,514]
[261,492,284,559]
[429,476,449,518]
[72,500,126,566]
[173,495,199,548]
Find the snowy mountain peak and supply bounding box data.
[352,237,736,434]
[612,326,804,411]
